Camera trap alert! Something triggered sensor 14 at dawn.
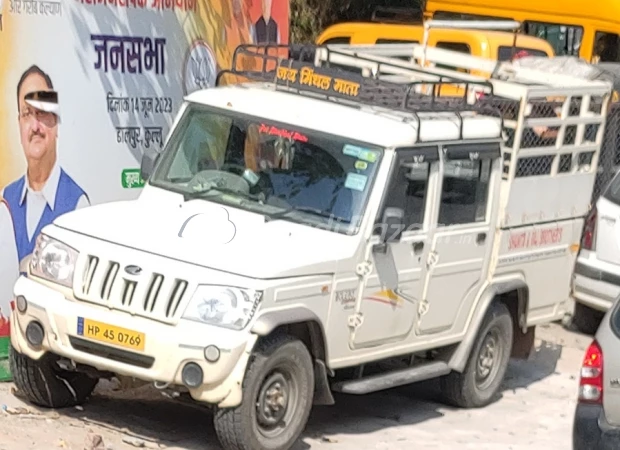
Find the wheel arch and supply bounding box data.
[448,276,533,373]
[251,307,335,405]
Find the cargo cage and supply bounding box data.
[217,42,613,229]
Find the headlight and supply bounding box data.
[29,234,78,288]
[182,286,262,330]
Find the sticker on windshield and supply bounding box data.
[343,144,363,158]
[343,145,378,163]
[345,173,368,191]
[355,160,368,171]
[359,150,378,163]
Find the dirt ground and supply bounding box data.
[0,321,593,450]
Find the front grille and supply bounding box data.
[76,255,190,323]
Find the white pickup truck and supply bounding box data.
[8,43,612,450]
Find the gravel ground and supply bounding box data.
[0,322,593,450]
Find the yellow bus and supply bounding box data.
[423,0,620,63]
[316,22,554,72]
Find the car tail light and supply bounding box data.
[578,339,603,404]
[582,206,597,250]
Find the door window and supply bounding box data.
[522,21,582,56]
[438,144,497,226]
[376,148,436,234]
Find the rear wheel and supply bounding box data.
[572,302,604,335]
[10,346,99,408]
[213,334,314,450]
[439,302,513,408]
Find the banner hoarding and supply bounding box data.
[0,0,289,379]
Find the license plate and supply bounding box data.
[77,317,145,352]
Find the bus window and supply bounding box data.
[435,41,471,72]
[593,32,620,62]
[497,46,549,61]
[376,38,419,44]
[433,11,501,21]
[522,21,583,56]
[322,37,351,45]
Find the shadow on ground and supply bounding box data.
[15,338,562,449]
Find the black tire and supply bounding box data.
[10,346,99,408]
[213,334,315,450]
[572,302,604,335]
[439,301,513,409]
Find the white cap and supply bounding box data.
[24,90,61,121]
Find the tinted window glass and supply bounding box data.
[439,160,491,226]
[322,37,351,45]
[497,46,549,61]
[603,170,620,206]
[523,21,583,56]
[593,31,620,63]
[378,160,430,232]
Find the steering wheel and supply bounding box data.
[187,170,250,195]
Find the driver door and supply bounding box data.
[351,147,438,349]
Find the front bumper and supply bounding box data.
[573,403,620,450]
[10,276,256,407]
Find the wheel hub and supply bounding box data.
[257,372,289,428]
[476,331,499,386]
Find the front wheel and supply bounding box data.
[439,301,513,408]
[10,346,99,408]
[213,334,315,450]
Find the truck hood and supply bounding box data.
[52,197,360,279]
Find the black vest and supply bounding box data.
[255,17,278,43]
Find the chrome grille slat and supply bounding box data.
[143,274,164,313]
[75,254,190,323]
[167,279,188,317]
[81,256,99,295]
[101,262,119,301]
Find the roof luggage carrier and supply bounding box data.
[304,41,614,227]
[215,43,504,143]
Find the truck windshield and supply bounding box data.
[150,105,383,234]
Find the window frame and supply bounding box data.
[436,143,500,228]
[374,146,440,236]
[522,20,583,57]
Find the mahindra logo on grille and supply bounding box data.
[124,265,142,276]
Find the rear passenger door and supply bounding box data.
[417,143,501,335]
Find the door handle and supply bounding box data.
[412,241,424,255]
[476,233,487,245]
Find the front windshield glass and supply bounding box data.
[150,105,384,234]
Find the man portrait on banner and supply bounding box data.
[2,65,89,274]
[250,0,280,44]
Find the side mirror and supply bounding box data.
[140,148,161,182]
[381,207,405,243]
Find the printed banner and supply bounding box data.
[0,0,289,345]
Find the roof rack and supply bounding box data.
[215,44,503,143]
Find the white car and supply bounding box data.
[572,169,620,334]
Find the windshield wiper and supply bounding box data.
[183,185,264,203]
[266,205,350,223]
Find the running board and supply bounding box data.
[331,361,451,395]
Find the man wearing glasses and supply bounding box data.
[2,65,89,273]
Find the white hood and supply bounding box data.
[51,192,361,279]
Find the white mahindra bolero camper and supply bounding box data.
[8,42,612,450]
